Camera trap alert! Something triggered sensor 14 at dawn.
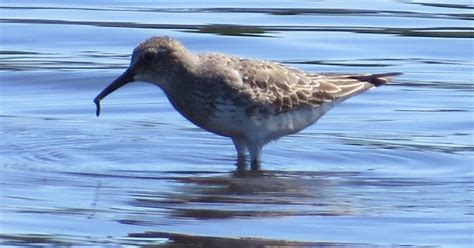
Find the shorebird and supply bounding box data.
[94,36,401,169]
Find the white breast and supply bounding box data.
[207,98,340,145]
[255,102,337,142]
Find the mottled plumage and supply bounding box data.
[94,36,401,169]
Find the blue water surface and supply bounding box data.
[1,0,473,247]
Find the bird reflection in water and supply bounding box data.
[127,168,359,220]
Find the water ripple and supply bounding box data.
[1,18,472,38]
[1,1,473,246]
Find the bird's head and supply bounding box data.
[93,36,196,116]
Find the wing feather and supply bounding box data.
[197,53,400,115]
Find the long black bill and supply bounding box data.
[93,69,135,117]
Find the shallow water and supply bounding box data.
[1,0,473,247]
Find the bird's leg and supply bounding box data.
[250,159,261,171]
[232,138,247,162]
[247,143,262,171]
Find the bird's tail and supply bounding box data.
[348,72,402,87]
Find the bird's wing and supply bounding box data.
[198,53,400,115]
[234,59,400,114]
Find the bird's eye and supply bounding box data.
[143,51,155,61]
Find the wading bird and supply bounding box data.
[94,36,401,169]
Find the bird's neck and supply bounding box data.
[151,50,198,93]
[173,48,199,76]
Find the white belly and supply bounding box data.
[207,100,338,144]
[254,103,336,141]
